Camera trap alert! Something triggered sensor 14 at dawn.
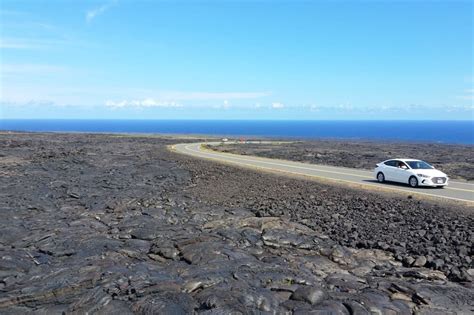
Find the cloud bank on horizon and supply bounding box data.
[0,1,472,120]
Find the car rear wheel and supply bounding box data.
[377,172,385,183]
[409,176,418,188]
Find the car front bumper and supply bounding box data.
[418,176,449,186]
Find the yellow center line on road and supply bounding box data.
[181,144,474,204]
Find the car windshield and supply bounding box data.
[406,161,434,169]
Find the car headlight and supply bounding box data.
[417,174,430,178]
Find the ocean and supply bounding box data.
[1,120,473,145]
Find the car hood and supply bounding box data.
[413,169,447,177]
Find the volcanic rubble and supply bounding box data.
[0,132,472,314]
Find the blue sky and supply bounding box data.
[0,0,473,120]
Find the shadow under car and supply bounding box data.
[363,179,444,189]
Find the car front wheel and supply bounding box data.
[377,172,385,183]
[409,176,418,188]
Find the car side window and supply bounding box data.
[384,160,396,167]
[395,161,408,169]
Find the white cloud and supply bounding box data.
[86,1,116,23]
[0,36,86,50]
[336,104,354,111]
[103,92,268,110]
[0,82,270,109]
[457,95,474,101]
[157,91,270,101]
[0,38,35,49]
[455,88,474,101]
[211,100,232,110]
[1,11,83,50]
[0,100,57,107]
[105,98,182,109]
[0,38,63,50]
[444,104,474,113]
[309,104,320,112]
[1,64,67,75]
[271,102,284,109]
[303,104,473,114]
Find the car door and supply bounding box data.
[392,160,410,183]
[382,160,397,181]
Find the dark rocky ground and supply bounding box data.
[0,132,473,314]
[210,140,474,181]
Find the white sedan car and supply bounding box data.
[374,159,448,188]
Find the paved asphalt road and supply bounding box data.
[173,142,474,204]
